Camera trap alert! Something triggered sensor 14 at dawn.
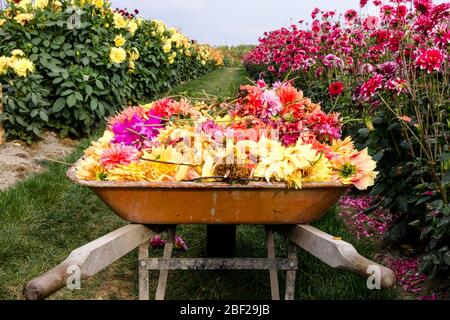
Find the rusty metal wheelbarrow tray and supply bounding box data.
[67,164,348,225]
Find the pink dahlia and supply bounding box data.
[414,0,433,15]
[150,235,165,249]
[112,111,163,149]
[414,48,446,73]
[100,144,140,170]
[261,89,282,120]
[363,16,380,30]
[359,74,384,100]
[386,78,408,95]
[175,235,188,251]
[344,9,358,24]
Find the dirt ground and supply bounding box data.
[0,132,78,191]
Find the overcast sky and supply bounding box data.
[110,0,447,46]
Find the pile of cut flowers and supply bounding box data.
[75,81,377,190]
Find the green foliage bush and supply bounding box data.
[0,0,223,142]
[218,45,254,67]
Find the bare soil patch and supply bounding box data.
[0,132,77,191]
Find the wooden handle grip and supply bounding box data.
[346,255,396,289]
[24,261,72,300]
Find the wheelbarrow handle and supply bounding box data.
[24,261,73,300]
[23,224,160,299]
[276,224,396,288]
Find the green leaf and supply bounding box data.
[75,91,84,101]
[370,183,386,195]
[39,110,49,122]
[443,171,450,184]
[81,57,90,65]
[95,79,104,90]
[61,89,73,96]
[66,94,77,108]
[444,252,450,266]
[52,98,66,112]
[90,99,98,110]
[85,85,93,96]
[31,93,38,105]
[52,77,64,84]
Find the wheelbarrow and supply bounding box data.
[23,162,396,300]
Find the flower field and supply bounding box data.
[0,0,449,303]
[245,0,450,279]
[0,0,223,142]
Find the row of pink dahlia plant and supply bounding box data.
[244,0,449,277]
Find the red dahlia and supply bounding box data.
[414,48,446,73]
[328,81,344,96]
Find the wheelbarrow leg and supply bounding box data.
[138,242,149,300]
[155,227,176,300]
[265,227,280,300]
[285,242,298,300]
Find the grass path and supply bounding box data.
[0,67,398,300]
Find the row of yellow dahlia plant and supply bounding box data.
[0,0,223,141]
[76,82,377,190]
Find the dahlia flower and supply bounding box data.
[261,90,282,120]
[114,35,126,47]
[100,144,140,170]
[328,81,344,96]
[10,58,35,77]
[359,74,384,100]
[110,47,127,64]
[414,48,446,73]
[111,111,162,149]
[75,157,103,181]
[331,148,378,190]
[175,235,188,251]
[150,235,165,249]
[302,155,332,183]
[254,138,317,188]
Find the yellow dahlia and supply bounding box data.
[113,12,127,29]
[302,155,332,183]
[90,0,104,9]
[11,49,24,57]
[109,47,126,64]
[114,34,126,47]
[17,0,32,10]
[330,136,357,157]
[128,48,139,61]
[0,57,10,75]
[75,157,103,181]
[128,20,138,36]
[52,0,62,11]
[11,58,35,77]
[254,137,317,188]
[34,0,48,9]
[0,19,6,27]
[163,40,172,54]
[14,13,34,26]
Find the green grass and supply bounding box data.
[163,67,250,99]
[0,68,398,300]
